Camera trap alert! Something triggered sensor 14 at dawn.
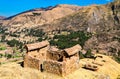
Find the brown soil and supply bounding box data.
[0,54,120,79]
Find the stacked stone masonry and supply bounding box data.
[24,41,82,76]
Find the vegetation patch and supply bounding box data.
[0,46,6,50]
[113,56,120,64]
[50,31,92,49]
[7,39,23,49]
[27,29,45,37]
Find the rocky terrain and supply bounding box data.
[0,54,120,79]
[37,1,120,54]
[0,1,120,79]
[1,4,82,29]
[0,1,120,59]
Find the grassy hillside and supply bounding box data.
[0,54,120,79]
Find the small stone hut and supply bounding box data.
[44,44,82,76]
[24,40,50,71]
[24,41,82,76]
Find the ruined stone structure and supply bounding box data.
[24,41,82,76]
[24,40,49,71]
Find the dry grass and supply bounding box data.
[0,62,63,79]
[0,54,120,79]
[80,54,120,79]
[96,54,120,79]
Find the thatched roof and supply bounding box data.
[47,46,64,55]
[48,46,59,52]
[25,40,49,51]
[64,44,82,56]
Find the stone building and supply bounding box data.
[24,40,49,71]
[24,41,82,76]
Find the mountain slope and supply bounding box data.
[0,1,120,54]
[37,2,119,32]
[1,5,81,29]
[24,1,119,53]
[35,1,120,53]
[0,16,6,20]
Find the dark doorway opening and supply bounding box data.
[40,64,43,72]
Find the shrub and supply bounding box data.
[38,37,42,42]
[28,29,45,37]
[0,46,6,50]
[7,39,23,48]
[33,13,41,16]
[0,54,3,58]
[7,39,19,47]
[79,52,84,59]
[9,33,20,37]
[0,26,6,34]
[114,56,120,63]
[1,35,6,42]
[84,49,92,58]
[5,54,12,59]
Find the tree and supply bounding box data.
[38,37,42,42]
[1,35,6,42]
[7,39,23,48]
[85,49,92,58]
[50,31,92,49]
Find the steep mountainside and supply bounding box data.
[1,4,81,31]
[33,1,120,54]
[0,1,120,55]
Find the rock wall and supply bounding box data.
[24,47,80,76]
[43,56,79,76]
[46,51,62,61]
[24,54,41,70]
[43,60,63,76]
[62,56,80,76]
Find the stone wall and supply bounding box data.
[43,56,79,76]
[24,46,80,76]
[62,56,79,76]
[24,54,41,70]
[46,51,62,61]
[43,60,63,76]
[24,47,48,71]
